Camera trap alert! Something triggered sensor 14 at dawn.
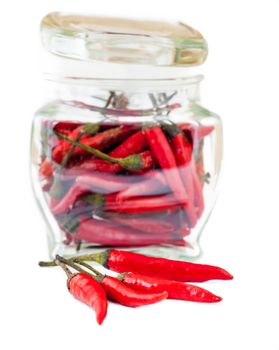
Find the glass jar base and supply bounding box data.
[48,236,202,261]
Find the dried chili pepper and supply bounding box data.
[80,249,233,282]
[73,218,186,247]
[119,272,222,303]
[53,258,108,325]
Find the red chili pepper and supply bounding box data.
[163,125,198,227]
[52,124,95,163]
[143,126,188,201]
[52,125,136,163]
[109,130,148,158]
[53,121,81,135]
[51,173,138,215]
[88,250,233,282]
[101,275,168,307]
[64,154,154,175]
[68,273,108,324]
[191,161,204,218]
[70,125,137,158]
[64,130,151,174]
[82,193,187,215]
[40,256,168,310]
[106,213,177,234]
[52,259,108,325]
[65,159,122,174]
[116,170,169,201]
[120,272,222,303]
[73,217,187,247]
[55,132,155,172]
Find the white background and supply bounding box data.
[1,1,279,349]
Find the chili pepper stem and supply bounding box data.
[73,260,102,277]
[55,255,90,275]
[54,259,74,279]
[56,255,104,283]
[38,252,109,268]
[38,261,57,267]
[72,251,110,267]
[55,132,143,171]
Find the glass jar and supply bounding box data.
[31,12,222,259]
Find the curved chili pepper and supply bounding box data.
[120,272,222,303]
[52,125,136,163]
[163,124,198,227]
[191,160,204,218]
[116,170,169,201]
[52,123,98,163]
[101,275,168,307]
[53,121,81,135]
[73,218,187,247]
[143,126,188,202]
[143,125,197,226]
[68,273,108,324]
[64,149,155,175]
[61,123,100,167]
[109,130,148,158]
[62,130,149,174]
[55,132,155,172]
[85,249,233,282]
[50,258,108,325]
[51,173,138,215]
[41,257,168,309]
[106,213,177,234]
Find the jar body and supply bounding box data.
[31,77,222,259]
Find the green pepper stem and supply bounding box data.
[73,260,103,277]
[38,251,110,269]
[56,255,103,282]
[55,132,142,171]
[54,259,74,279]
[38,261,56,267]
[60,132,83,167]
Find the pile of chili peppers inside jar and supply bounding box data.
[39,95,214,249]
[39,249,233,324]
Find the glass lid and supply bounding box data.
[41,12,208,67]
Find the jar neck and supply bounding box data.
[44,75,202,113]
